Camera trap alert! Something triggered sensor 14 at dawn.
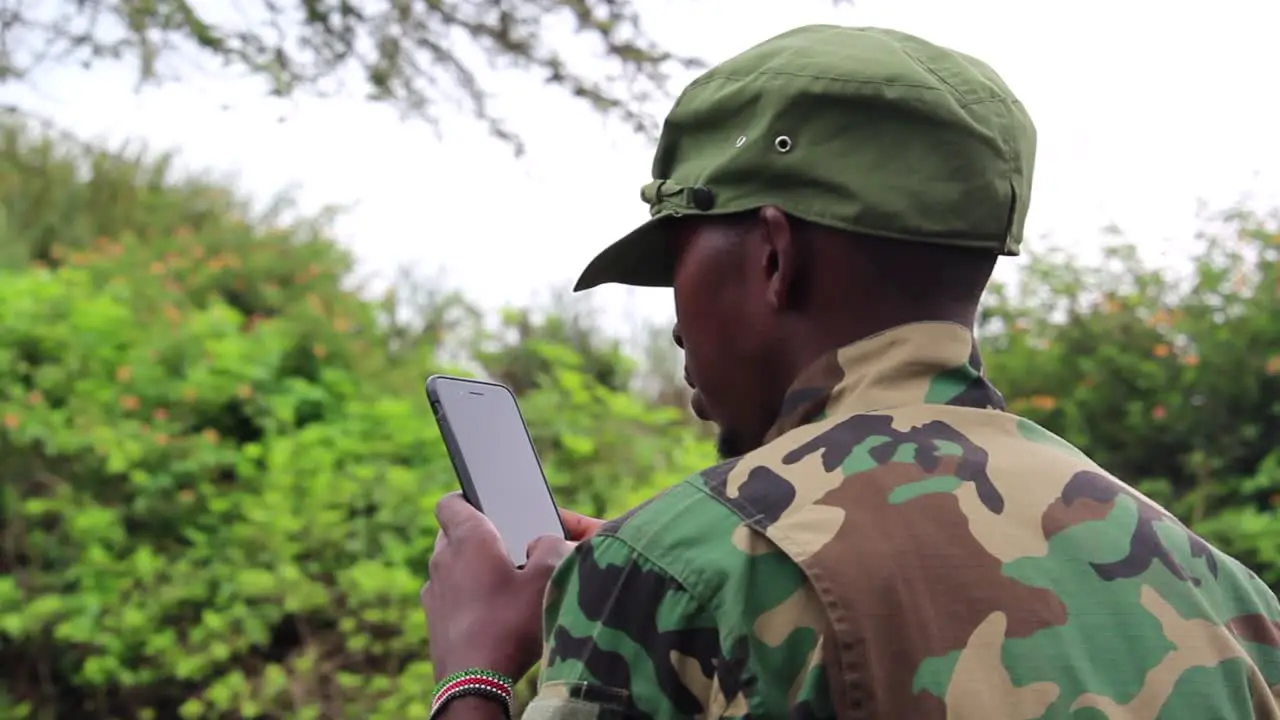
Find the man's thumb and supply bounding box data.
[560,509,605,542]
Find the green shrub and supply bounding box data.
[981,208,1280,586]
[0,118,710,718]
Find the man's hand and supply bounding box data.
[560,507,605,542]
[421,493,602,686]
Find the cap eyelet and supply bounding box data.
[735,135,747,147]
[774,135,793,153]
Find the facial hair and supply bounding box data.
[715,426,753,460]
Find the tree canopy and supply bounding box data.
[0,0,719,152]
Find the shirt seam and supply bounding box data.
[590,487,760,707]
[678,475,867,718]
[594,506,716,608]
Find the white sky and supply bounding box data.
[7,0,1279,337]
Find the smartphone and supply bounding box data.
[425,374,566,566]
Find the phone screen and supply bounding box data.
[430,377,564,565]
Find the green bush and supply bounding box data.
[0,117,712,718]
[981,208,1280,585]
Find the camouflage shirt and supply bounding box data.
[523,322,1280,719]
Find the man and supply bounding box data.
[422,25,1280,719]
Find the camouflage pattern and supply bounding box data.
[524,322,1280,719]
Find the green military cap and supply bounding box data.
[573,24,1037,291]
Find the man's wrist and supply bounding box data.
[435,695,508,719]
[433,662,522,687]
[430,666,520,720]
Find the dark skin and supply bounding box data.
[421,496,602,719]
[675,205,995,458]
[421,205,994,716]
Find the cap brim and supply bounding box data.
[572,214,677,292]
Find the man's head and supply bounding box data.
[668,209,997,457]
[572,25,1036,458]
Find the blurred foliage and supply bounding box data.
[0,113,713,718]
[0,111,1277,718]
[981,207,1280,586]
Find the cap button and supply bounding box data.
[688,186,715,211]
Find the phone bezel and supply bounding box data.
[425,374,569,558]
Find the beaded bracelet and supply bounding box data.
[429,668,515,719]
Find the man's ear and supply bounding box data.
[757,206,801,311]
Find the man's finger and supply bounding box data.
[525,535,575,570]
[559,508,605,542]
[435,492,502,545]
[429,528,448,565]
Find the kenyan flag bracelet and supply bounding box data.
[430,669,515,719]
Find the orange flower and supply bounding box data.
[1029,395,1057,411]
[313,343,329,359]
[1267,355,1280,376]
[1152,405,1167,420]
[115,366,133,382]
[3,414,19,430]
[1153,343,1171,358]
[202,428,220,444]
[152,408,169,422]
[26,391,43,405]
[237,384,254,400]
[1183,355,1200,367]
[120,395,141,412]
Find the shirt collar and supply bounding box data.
[763,321,1006,444]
